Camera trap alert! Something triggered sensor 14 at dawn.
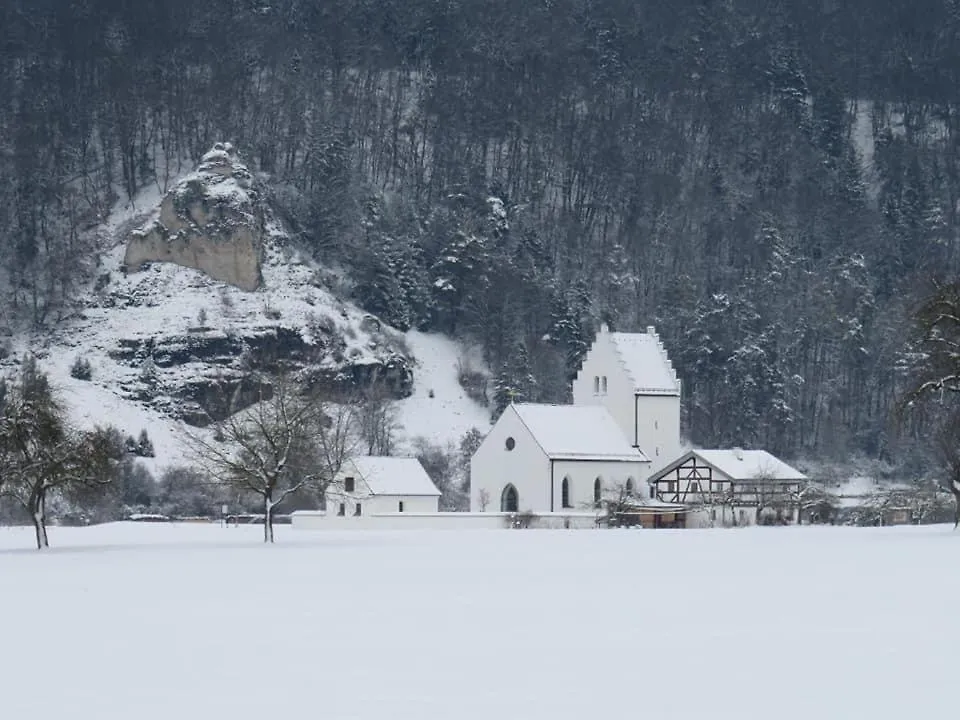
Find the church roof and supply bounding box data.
[653,449,806,483]
[351,456,441,496]
[512,404,651,462]
[607,325,681,395]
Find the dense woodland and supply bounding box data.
[3,0,960,471]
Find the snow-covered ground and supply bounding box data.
[1,522,956,719]
[395,330,490,451]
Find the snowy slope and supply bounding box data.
[395,330,491,450]
[1,522,958,719]
[8,175,489,471]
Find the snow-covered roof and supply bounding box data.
[606,325,680,395]
[350,456,440,497]
[512,404,650,462]
[684,449,806,482]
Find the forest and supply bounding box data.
[2,0,960,472]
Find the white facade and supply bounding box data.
[325,456,441,518]
[572,324,681,474]
[469,404,650,514]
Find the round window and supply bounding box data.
[505,436,516,451]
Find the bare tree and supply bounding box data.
[789,481,835,525]
[188,374,359,542]
[598,481,641,527]
[935,413,960,529]
[355,384,400,456]
[476,488,491,511]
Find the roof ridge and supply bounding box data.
[606,330,635,386]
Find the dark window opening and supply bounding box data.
[561,477,572,508]
[337,503,345,516]
[344,476,355,493]
[354,503,362,517]
[398,501,404,513]
[501,484,519,512]
[505,436,516,451]
[593,477,602,507]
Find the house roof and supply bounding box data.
[607,325,681,395]
[350,456,441,496]
[652,449,807,483]
[512,403,651,462]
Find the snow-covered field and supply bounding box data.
[1,523,956,719]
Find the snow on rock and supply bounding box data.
[124,142,262,291]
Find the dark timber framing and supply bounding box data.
[650,453,802,509]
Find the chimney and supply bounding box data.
[646,325,656,335]
[733,447,744,461]
[599,322,609,334]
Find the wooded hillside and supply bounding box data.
[2,0,957,465]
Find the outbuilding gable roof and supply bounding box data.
[511,403,650,462]
[606,325,681,395]
[350,456,441,496]
[651,449,806,483]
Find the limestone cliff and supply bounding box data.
[124,144,263,291]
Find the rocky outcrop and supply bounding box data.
[124,144,263,291]
[109,325,415,427]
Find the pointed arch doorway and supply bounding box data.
[501,484,519,512]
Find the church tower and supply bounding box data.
[572,324,682,476]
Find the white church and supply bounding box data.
[469,324,805,527]
[294,323,806,531]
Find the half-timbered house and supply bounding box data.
[649,449,807,527]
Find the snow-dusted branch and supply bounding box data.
[187,371,361,543]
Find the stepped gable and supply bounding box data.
[124,143,264,291]
[607,325,681,395]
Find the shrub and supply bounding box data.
[70,355,93,381]
[137,428,155,458]
[456,357,488,406]
[139,356,158,386]
[504,510,537,529]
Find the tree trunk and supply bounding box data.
[952,485,960,530]
[31,490,49,550]
[264,492,274,543]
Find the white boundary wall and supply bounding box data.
[291,511,601,531]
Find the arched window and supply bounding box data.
[501,484,519,513]
[593,376,600,394]
[561,476,572,508]
[593,477,602,507]
[626,477,635,496]
[601,376,608,394]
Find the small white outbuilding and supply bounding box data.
[325,456,441,516]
